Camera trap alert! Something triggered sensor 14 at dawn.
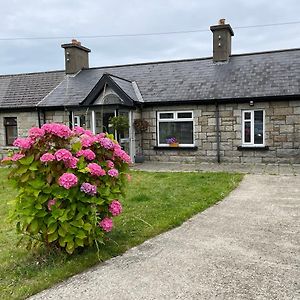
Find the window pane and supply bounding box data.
[6,125,18,146]
[244,112,251,120]
[159,113,173,119]
[244,121,251,143]
[177,112,192,119]
[159,121,193,144]
[254,111,263,144]
[4,117,17,126]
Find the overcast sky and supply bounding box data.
[0,0,299,75]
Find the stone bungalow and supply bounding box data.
[0,20,299,163]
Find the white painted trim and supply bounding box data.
[128,111,135,160]
[157,110,194,146]
[242,109,265,146]
[91,110,96,134]
[132,81,144,103]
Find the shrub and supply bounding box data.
[2,124,131,254]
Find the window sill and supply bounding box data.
[0,146,18,150]
[237,146,269,151]
[153,146,198,151]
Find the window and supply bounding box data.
[242,110,264,146]
[4,117,18,146]
[73,115,86,128]
[157,111,194,146]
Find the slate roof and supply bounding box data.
[0,71,65,108]
[107,74,139,103]
[1,48,300,109]
[38,48,300,107]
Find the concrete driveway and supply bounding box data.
[30,175,300,300]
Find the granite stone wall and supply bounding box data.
[0,111,39,159]
[142,100,300,164]
[1,100,299,163]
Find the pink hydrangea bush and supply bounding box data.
[2,123,131,255]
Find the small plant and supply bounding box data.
[133,119,149,133]
[166,137,178,144]
[2,124,131,255]
[109,115,129,132]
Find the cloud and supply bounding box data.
[0,0,299,74]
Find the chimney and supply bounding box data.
[210,19,234,62]
[61,39,91,74]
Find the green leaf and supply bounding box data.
[48,222,57,235]
[63,235,73,243]
[29,219,39,234]
[15,165,29,175]
[71,141,82,152]
[83,223,93,232]
[58,226,66,237]
[19,155,34,165]
[60,222,70,232]
[52,208,65,220]
[66,240,75,254]
[36,210,47,217]
[75,238,84,247]
[29,177,45,189]
[70,219,84,228]
[59,237,66,247]
[76,230,86,239]
[48,231,58,243]
[37,194,49,204]
[58,209,70,222]
[20,173,30,183]
[29,161,39,171]
[47,217,56,226]
[34,203,43,210]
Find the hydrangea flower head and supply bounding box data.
[76,149,96,160]
[114,148,131,163]
[80,182,97,196]
[109,200,122,216]
[64,156,79,169]
[47,199,56,211]
[95,133,106,141]
[72,126,86,135]
[108,168,119,177]
[41,123,72,138]
[40,153,55,163]
[12,153,25,161]
[84,129,94,136]
[80,134,96,148]
[99,217,113,232]
[54,149,73,162]
[1,156,12,163]
[87,163,106,176]
[106,160,114,169]
[13,137,34,150]
[28,127,45,139]
[58,173,78,189]
[99,137,114,150]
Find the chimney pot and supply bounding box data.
[219,18,225,25]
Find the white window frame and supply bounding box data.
[73,115,81,127]
[242,110,265,147]
[157,111,194,147]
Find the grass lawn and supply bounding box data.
[0,168,243,300]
